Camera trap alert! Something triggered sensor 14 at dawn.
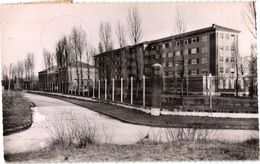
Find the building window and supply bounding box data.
[191,37,197,43]
[201,47,208,53]
[184,40,188,45]
[231,35,235,42]
[169,42,172,47]
[231,57,235,62]
[191,48,197,54]
[175,51,180,56]
[168,62,173,67]
[225,79,229,89]
[162,52,167,58]
[202,35,207,42]
[162,62,166,67]
[165,43,169,48]
[231,79,235,89]
[191,59,197,64]
[219,79,223,89]
[201,69,207,75]
[219,33,224,39]
[225,46,229,51]
[231,46,235,51]
[219,45,224,51]
[191,70,197,75]
[176,41,180,46]
[226,58,229,62]
[156,55,160,59]
[162,44,165,49]
[169,71,173,77]
[201,58,207,64]
[183,49,188,55]
[226,68,229,73]
[219,56,224,62]
[168,52,173,57]
[225,34,230,40]
[219,67,224,73]
[175,61,182,66]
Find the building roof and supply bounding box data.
[148,24,240,44]
[94,24,240,57]
[71,61,95,68]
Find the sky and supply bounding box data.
[0,1,255,74]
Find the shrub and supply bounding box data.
[165,128,216,142]
[46,112,97,149]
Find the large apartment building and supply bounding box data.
[94,24,241,95]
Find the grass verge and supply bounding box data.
[4,138,259,162]
[2,91,33,135]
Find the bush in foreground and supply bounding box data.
[46,112,97,149]
[2,91,32,134]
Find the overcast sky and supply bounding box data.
[0,2,254,74]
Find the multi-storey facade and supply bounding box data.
[94,24,241,96]
[38,61,95,93]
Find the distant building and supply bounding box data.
[38,61,95,93]
[94,24,244,96]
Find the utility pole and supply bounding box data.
[8,63,12,92]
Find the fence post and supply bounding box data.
[92,79,95,98]
[121,78,123,103]
[209,73,212,111]
[105,79,107,100]
[112,78,115,101]
[131,77,133,105]
[143,75,145,107]
[98,79,100,99]
[57,81,59,93]
[83,84,85,96]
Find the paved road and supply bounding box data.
[4,93,259,154]
[3,93,151,154]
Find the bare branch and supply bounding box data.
[99,21,113,52]
[174,8,186,34]
[116,20,127,48]
[127,6,142,44]
[242,1,257,39]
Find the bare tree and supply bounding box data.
[116,20,127,48]
[70,26,86,94]
[24,52,35,81]
[85,44,96,96]
[56,35,71,92]
[242,1,257,39]
[98,42,103,53]
[174,9,186,34]
[43,48,54,91]
[174,8,187,101]
[127,6,142,45]
[127,6,144,98]
[248,43,257,98]
[2,65,8,81]
[99,21,113,52]
[17,60,24,79]
[239,56,249,76]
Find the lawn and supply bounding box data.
[4,139,259,162]
[2,91,33,135]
